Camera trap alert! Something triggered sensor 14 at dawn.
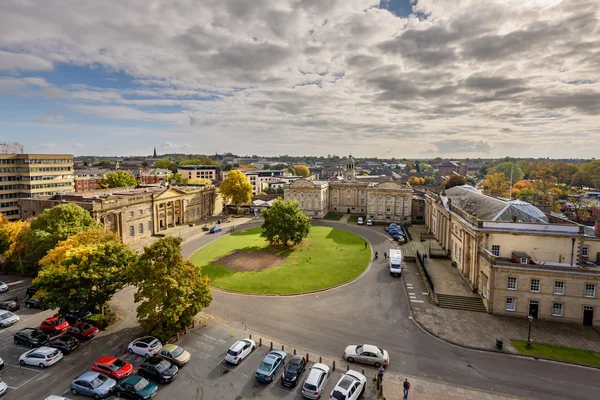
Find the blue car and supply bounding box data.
[114,375,158,399]
[209,226,222,234]
[255,350,287,383]
[388,229,402,236]
[70,371,116,398]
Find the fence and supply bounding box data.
[416,250,438,304]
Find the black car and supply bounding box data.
[25,297,46,309]
[138,357,179,384]
[59,310,92,325]
[0,300,19,312]
[25,286,38,299]
[281,355,306,387]
[14,328,49,348]
[49,335,80,354]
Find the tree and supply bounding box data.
[515,187,537,202]
[294,165,310,177]
[33,229,136,314]
[128,237,212,342]
[408,176,421,185]
[220,170,253,211]
[260,199,311,246]
[166,173,188,184]
[424,176,436,185]
[552,162,580,184]
[0,218,30,263]
[153,159,177,172]
[188,178,212,186]
[93,160,113,168]
[444,175,467,189]
[287,165,296,175]
[582,160,600,190]
[104,170,138,188]
[482,172,510,197]
[493,161,524,183]
[530,162,558,201]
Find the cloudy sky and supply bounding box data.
[0,0,598,158]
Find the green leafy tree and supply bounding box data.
[582,160,600,190]
[188,178,212,185]
[220,170,253,211]
[424,176,436,185]
[294,164,310,177]
[104,170,138,188]
[515,187,537,202]
[166,173,188,184]
[93,160,113,168]
[287,165,296,175]
[493,161,524,183]
[260,199,311,246]
[33,229,136,314]
[154,159,178,172]
[444,175,467,189]
[128,237,212,342]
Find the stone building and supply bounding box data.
[285,155,413,223]
[424,185,600,326]
[19,185,222,245]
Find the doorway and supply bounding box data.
[583,306,594,326]
[529,300,539,319]
[347,208,351,214]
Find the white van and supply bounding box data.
[357,217,364,225]
[389,249,402,276]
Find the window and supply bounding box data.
[128,211,134,218]
[520,257,528,264]
[582,245,589,257]
[530,279,540,292]
[138,209,143,216]
[554,281,564,295]
[585,283,596,298]
[507,277,517,290]
[146,208,151,213]
[139,223,143,234]
[482,277,487,298]
[552,303,563,317]
[129,226,134,236]
[147,221,151,231]
[491,245,500,257]
[506,298,516,311]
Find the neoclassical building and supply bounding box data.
[285,156,413,223]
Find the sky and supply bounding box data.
[0,0,598,159]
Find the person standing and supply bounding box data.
[403,378,410,399]
[384,252,388,260]
[365,242,368,249]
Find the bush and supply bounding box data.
[86,308,117,330]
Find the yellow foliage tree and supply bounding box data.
[0,217,31,262]
[188,178,212,186]
[220,170,253,211]
[483,172,510,197]
[294,165,310,177]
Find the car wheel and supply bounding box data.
[347,357,354,363]
[160,378,167,384]
[19,360,25,366]
[115,391,122,397]
[39,363,45,369]
[26,303,31,308]
[71,389,77,395]
[14,338,18,344]
[94,394,101,399]
[29,343,35,348]
[374,362,381,368]
[144,353,150,359]
[128,348,133,354]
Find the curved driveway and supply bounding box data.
[182,221,600,400]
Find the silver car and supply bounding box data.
[0,310,19,328]
[343,344,389,367]
[301,363,330,399]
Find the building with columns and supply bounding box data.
[285,155,413,223]
[19,185,222,245]
[424,185,600,326]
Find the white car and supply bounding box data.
[225,338,255,364]
[19,346,63,369]
[0,310,19,328]
[45,396,72,400]
[344,344,389,367]
[357,217,364,225]
[0,378,7,396]
[0,282,8,293]
[366,219,373,226]
[128,336,162,358]
[330,370,366,400]
[301,363,330,399]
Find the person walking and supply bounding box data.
[375,251,378,260]
[377,365,385,384]
[384,252,388,260]
[364,242,368,249]
[403,378,410,399]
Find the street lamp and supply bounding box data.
[526,315,534,349]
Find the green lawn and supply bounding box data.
[189,226,370,294]
[348,215,363,223]
[323,213,343,221]
[510,340,600,368]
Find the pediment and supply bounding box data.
[153,187,188,200]
[288,178,318,188]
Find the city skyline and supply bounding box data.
[1,0,599,158]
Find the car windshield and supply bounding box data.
[109,359,126,371]
[227,349,239,356]
[81,324,93,331]
[331,390,346,400]
[171,347,184,358]
[355,345,362,354]
[155,360,171,373]
[286,362,300,373]
[31,330,43,338]
[133,378,149,391]
[52,318,65,326]
[91,374,108,388]
[258,361,272,371]
[0,313,12,320]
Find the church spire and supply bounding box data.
[153,147,157,158]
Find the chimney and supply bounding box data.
[595,219,600,237]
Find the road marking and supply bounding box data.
[410,300,424,303]
[422,292,429,295]
[409,292,415,295]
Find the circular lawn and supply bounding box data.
[189,226,370,295]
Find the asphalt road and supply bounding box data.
[182,220,600,400]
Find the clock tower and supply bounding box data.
[345,154,356,182]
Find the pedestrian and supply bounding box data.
[384,252,388,260]
[375,251,378,260]
[364,242,367,249]
[403,378,410,399]
[377,365,385,383]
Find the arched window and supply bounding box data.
[139,223,143,234]
[147,221,152,231]
[129,226,134,236]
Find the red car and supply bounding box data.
[91,356,133,380]
[67,322,99,340]
[40,317,69,334]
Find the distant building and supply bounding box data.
[178,165,220,182]
[0,152,73,219]
[0,143,24,155]
[438,161,467,176]
[74,168,108,192]
[221,169,299,195]
[140,168,171,184]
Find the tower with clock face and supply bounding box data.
[345,154,356,182]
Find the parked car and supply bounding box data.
[301,363,331,399]
[0,356,3,370]
[0,281,8,293]
[113,375,157,400]
[0,378,7,396]
[209,226,222,233]
[0,310,20,328]
[366,219,373,226]
[70,371,116,398]
[127,336,162,358]
[225,338,255,365]
[330,370,366,400]
[44,396,72,400]
[255,350,287,383]
[157,344,190,367]
[68,322,99,340]
[19,346,63,369]
[92,356,134,380]
[343,344,389,367]
[0,300,19,312]
[25,297,46,309]
[49,335,80,354]
[25,286,38,298]
[357,217,364,225]
[138,357,179,384]
[40,316,70,334]
[60,310,93,325]
[14,328,49,348]
[281,355,306,387]
[385,225,398,232]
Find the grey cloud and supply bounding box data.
[0,50,53,71]
[431,140,492,154]
[530,92,600,115]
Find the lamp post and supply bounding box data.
[526,315,534,349]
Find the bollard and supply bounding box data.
[362,369,365,376]
[306,353,309,362]
[249,334,252,340]
[294,349,296,355]
[332,361,336,371]
[319,356,322,363]
[259,338,262,347]
[346,364,349,372]
[231,328,234,337]
[270,341,273,351]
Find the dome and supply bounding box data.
[347,155,355,163]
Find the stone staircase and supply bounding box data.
[436,294,487,313]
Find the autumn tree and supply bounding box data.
[552,162,580,184]
[128,237,212,342]
[0,216,30,263]
[530,162,558,201]
[582,160,600,190]
[444,175,467,189]
[261,199,311,246]
[482,172,510,197]
[104,170,139,188]
[220,170,253,211]
[188,178,212,186]
[494,161,524,183]
[294,164,310,177]
[33,229,136,314]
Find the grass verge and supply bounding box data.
[323,213,343,221]
[510,339,600,368]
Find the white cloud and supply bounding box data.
[33,110,64,124]
[33,142,58,150]
[0,50,53,71]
